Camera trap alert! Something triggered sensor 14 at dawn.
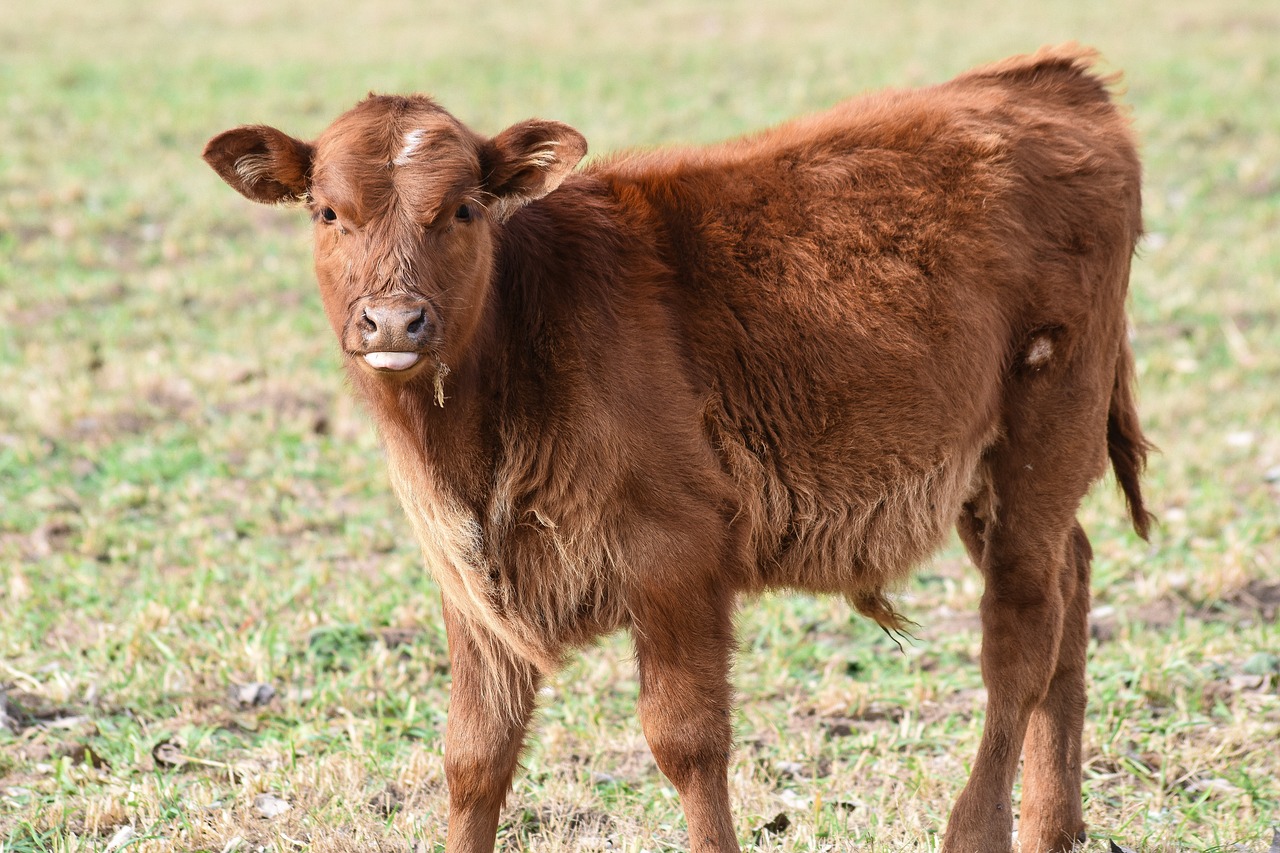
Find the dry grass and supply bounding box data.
[2,0,1278,850]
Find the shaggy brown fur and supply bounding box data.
[204,44,1151,853]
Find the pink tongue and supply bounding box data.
[364,351,421,371]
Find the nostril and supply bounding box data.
[356,303,429,347]
[406,309,426,337]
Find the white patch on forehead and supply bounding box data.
[393,128,427,167]
[1026,336,1054,367]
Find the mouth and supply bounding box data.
[361,351,423,371]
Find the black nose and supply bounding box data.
[360,302,431,348]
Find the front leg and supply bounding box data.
[632,588,740,852]
[442,603,539,853]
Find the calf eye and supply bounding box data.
[455,203,473,222]
[321,207,337,223]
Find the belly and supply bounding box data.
[703,373,1001,597]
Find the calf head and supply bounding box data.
[204,96,587,383]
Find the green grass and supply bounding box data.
[2,0,1278,850]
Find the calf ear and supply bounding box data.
[481,119,587,220]
[203,125,313,205]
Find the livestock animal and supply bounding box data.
[204,45,1152,853]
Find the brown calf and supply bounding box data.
[205,45,1151,853]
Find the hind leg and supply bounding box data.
[944,400,1108,852]
[956,504,1093,852]
[944,514,1073,850]
[1018,523,1092,851]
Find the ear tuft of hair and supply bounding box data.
[480,119,587,221]
[203,125,313,205]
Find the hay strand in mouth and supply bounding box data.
[434,363,451,407]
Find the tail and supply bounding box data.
[1107,338,1155,539]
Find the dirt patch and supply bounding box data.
[216,384,335,437]
[367,783,406,817]
[1220,579,1280,622]
[0,690,88,734]
[1091,580,1280,644]
[1090,597,1186,643]
[70,409,156,441]
[505,805,615,846]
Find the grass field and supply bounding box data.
[2,0,1278,850]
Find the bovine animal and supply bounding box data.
[204,44,1152,853]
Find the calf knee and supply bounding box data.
[445,734,519,811]
[641,701,733,787]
